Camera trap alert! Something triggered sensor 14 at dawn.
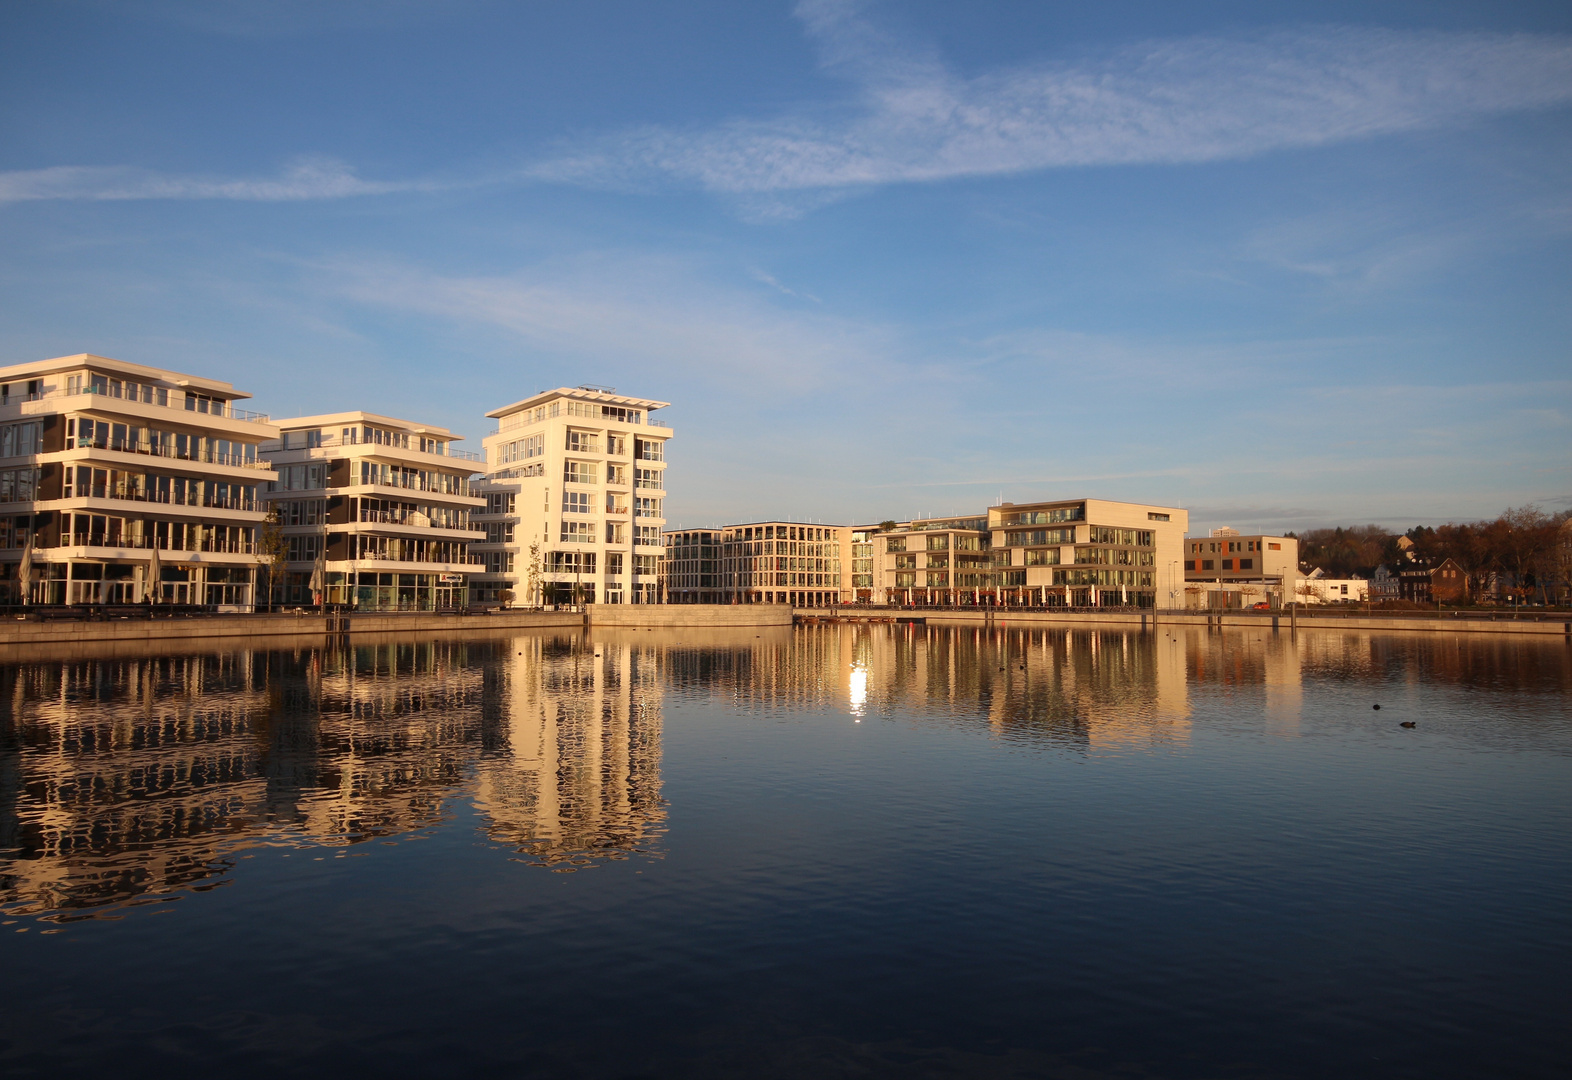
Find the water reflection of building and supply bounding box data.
[838,623,1192,748]
[473,635,665,866]
[0,633,666,920]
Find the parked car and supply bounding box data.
[1250,602,1271,611]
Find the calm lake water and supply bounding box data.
[2,624,1569,1079]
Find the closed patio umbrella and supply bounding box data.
[146,542,161,604]
[17,533,34,605]
[309,546,326,607]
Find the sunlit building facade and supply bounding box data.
[679,520,849,606]
[0,354,278,609]
[260,411,484,609]
[472,388,671,606]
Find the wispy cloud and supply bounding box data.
[320,254,892,395]
[0,157,432,205]
[533,1,1572,198]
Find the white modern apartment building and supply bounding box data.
[0,354,278,609]
[260,412,484,610]
[471,387,670,606]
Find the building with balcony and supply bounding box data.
[870,499,1188,607]
[873,513,992,605]
[664,521,848,606]
[1182,528,1300,609]
[260,412,483,610]
[0,354,278,609]
[472,387,670,606]
[989,499,1186,608]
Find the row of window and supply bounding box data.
[497,433,544,463]
[996,507,1083,526]
[64,466,258,510]
[63,514,256,553]
[885,534,988,553]
[67,372,171,407]
[70,418,259,467]
[560,522,665,545]
[343,534,472,564]
[271,463,327,491]
[1186,558,1255,572]
[359,461,472,497]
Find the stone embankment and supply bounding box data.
[798,607,1572,637]
[0,603,795,652]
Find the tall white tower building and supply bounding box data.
[471,387,670,606]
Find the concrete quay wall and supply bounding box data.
[0,609,583,649]
[801,607,1572,637]
[589,604,794,628]
[0,603,794,652]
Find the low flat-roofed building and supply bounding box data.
[1183,527,1299,609]
[0,353,278,609]
[260,411,484,610]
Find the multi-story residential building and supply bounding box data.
[848,524,880,602]
[260,412,484,610]
[0,354,278,609]
[874,513,993,605]
[472,388,670,606]
[665,521,848,606]
[871,499,1188,607]
[661,528,724,603]
[1183,528,1299,607]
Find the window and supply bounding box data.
[634,554,658,575]
[635,525,662,546]
[1148,512,1170,521]
[634,439,664,462]
[564,461,598,485]
[606,435,627,456]
[1222,559,1233,570]
[1025,549,1059,566]
[566,430,599,453]
[1268,542,1282,551]
[635,467,662,490]
[926,555,948,568]
[563,491,592,514]
[606,522,626,543]
[485,493,516,515]
[606,552,624,575]
[894,572,916,587]
[634,497,662,518]
[925,570,948,587]
[1202,560,1214,571]
[1003,570,1026,586]
[1184,560,1195,571]
[561,520,596,543]
[926,534,949,551]
[895,554,917,569]
[886,537,907,552]
[1239,559,1253,570]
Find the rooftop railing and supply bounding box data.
[8,385,271,423]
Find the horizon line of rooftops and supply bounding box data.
[0,353,669,453]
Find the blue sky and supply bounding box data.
[2,0,1569,533]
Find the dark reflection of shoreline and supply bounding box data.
[0,632,667,921]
